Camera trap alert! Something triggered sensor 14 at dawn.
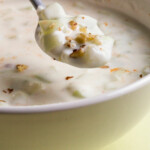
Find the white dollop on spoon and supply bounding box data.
[30,0,114,68]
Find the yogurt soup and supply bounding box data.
[37,3,114,68]
[0,0,150,106]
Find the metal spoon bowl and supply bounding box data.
[30,0,45,10]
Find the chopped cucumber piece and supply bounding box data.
[72,90,85,98]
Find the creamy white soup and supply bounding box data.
[0,0,150,106]
[37,3,114,68]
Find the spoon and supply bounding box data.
[29,0,114,68]
[30,0,46,52]
[30,0,45,10]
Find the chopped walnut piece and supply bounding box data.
[75,33,87,44]
[124,69,130,73]
[69,21,78,30]
[88,33,101,45]
[2,88,14,94]
[100,66,109,69]
[139,74,143,78]
[16,64,28,72]
[87,34,102,45]
[87,33,96,41]
[65,41,76,48]
[0,57,5,62]
[80,27,87,33]
[7,88,14,93]
[110,68,120,72]
[0,100,6,103]
[104,22,108,26]
[65,36,73,41]
[75,32,101,45]
[82,16,85,19]
[65,41,71,48]
[2,90,7,93]
[80,45,86,48]
[70,48,85,58]
[58,27,62,31]
[65,76,74,80]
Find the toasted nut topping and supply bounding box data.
[69,21,78,30]
[139,74,143,78]
[0,57,4,62]
[0,100,6,102]
[88,33,102,45]
[7,88,14,93]
[2,90,7,93]
[104,22,108,26]
[16,64,28,72]
[124,69,130,73]
[70,48,85,58]
[65,41,72,48]
[65,76,74,80]
[100,66,109,68]
[87,33,96,41]
[75,33,87,44]
[80,45,86,48]
[110,68,120,72]
[65,41,76,48]
[80,27,87,33]
[75,33,101,45]
[65,36,73,41]
[58,27,62,31]
[2,88,14,94]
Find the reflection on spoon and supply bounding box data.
[30,0,114,68]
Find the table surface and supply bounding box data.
[102,112,150,150]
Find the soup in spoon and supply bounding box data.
[36,2,114,68]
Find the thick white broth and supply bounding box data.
[0,0,150,106]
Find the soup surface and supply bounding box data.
[0,0,150,106]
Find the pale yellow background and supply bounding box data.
[102,112,150,150]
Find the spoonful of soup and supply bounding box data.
[30,0,114,68]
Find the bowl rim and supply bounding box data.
[0,75,150,114]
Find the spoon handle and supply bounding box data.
[30,0,45,10]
